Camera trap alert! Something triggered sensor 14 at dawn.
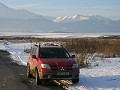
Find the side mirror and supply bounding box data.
[32,55,37,59]
[71,55,75,58]
[24,49,31,53]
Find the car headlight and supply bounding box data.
[72,64,79,68]
[41,64,51,69]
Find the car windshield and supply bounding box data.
[40,48,70,58]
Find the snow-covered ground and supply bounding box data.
[0,40,120,90]
[0,32,120,38]
[68,58,120,90]
[0,40,30,65]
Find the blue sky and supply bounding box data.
[0,0,120,20]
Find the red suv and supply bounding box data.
[27,43,79,85]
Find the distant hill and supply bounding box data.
[0,2,60,32]
[0,2,44,20]
[0,2,120,33]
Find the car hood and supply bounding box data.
[39,58,76,66]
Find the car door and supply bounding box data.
[31,47,39,73]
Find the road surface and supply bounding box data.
[0,50,65,90]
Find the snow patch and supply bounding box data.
[0,41,30,66]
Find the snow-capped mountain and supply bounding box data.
[0,2,120,33]
[53,14,111,23]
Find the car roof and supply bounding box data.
[40,46,63,48]
[32,45,63,49]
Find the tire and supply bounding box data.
[72,78,79,83]
[27,65,32,78]
[35,69,42,85]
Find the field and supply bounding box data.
[0,33,120,90]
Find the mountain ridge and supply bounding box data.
[0,2,120,33]
[53,14,113,23]
[0,2,44,20]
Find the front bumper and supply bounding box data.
[38,72,79,80]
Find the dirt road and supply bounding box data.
[0,50,65,90]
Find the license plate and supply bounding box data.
[57,72,69,75]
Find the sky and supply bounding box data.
[0,0,120,20]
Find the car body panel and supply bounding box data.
[27,45,79,81]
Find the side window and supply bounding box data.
[31,47,38,57]
[35,48,38,57]
[31,48,34,55]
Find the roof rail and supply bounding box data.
[32,42,63,47]
[43,42,62,47]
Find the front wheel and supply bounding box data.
[35,69,42,85]
[72,78,79,83]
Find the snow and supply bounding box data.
[53,14,103,23]
[53,17,61,22]
[68,58,120,90]
[0,40,30,66]
[0,40,120,90]
[0,32,120,38]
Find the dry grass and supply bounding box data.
[1,36,120,66]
